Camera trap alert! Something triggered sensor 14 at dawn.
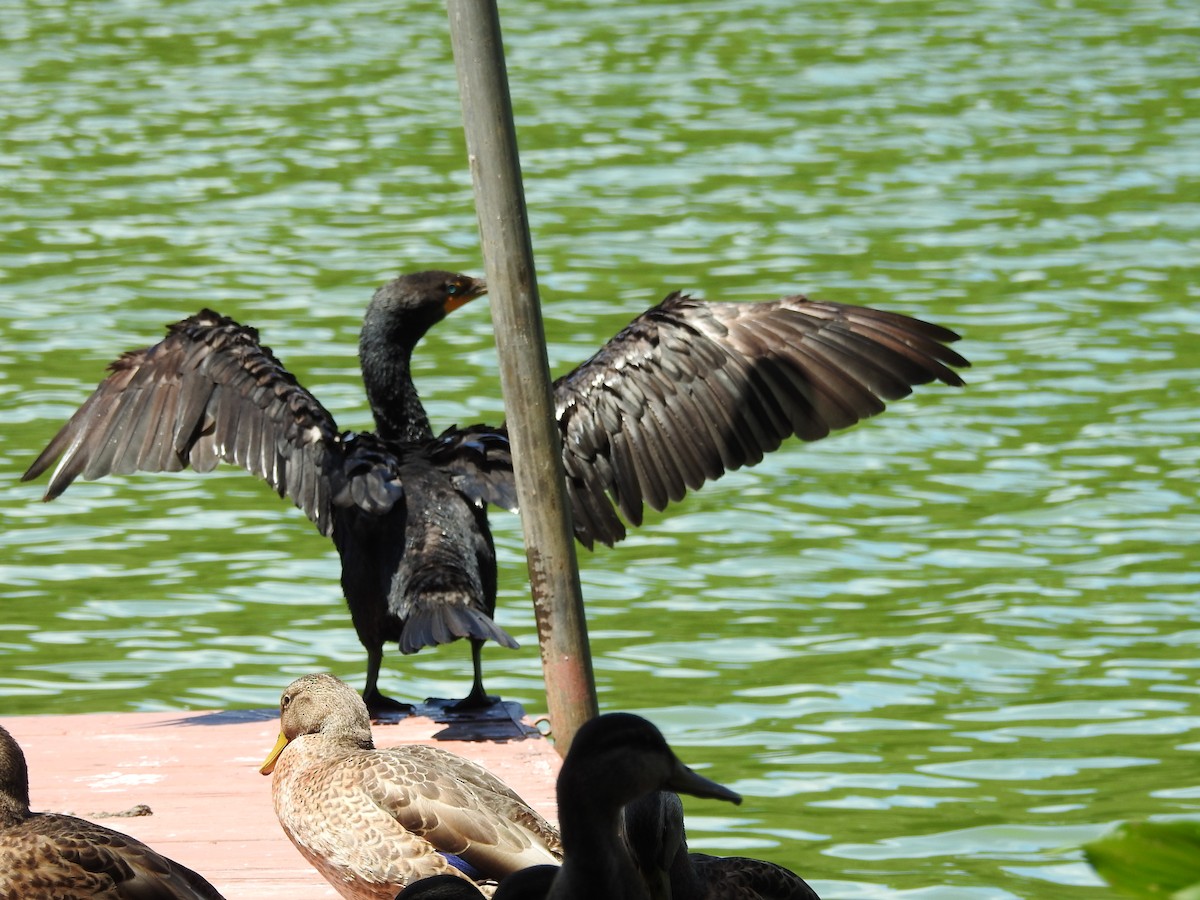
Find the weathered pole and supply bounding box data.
[446,1,598,754]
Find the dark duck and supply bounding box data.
[23,271,968,713]
[544,712,744,900]
[0,724,228,899]
[624,790,822,899]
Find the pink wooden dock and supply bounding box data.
[1,702,562,899]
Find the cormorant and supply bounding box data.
[22,270,968,713]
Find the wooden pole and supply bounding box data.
[446,0,598,754]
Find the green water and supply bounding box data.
[2,1,1198,896]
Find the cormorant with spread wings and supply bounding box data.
[22,270,968,713]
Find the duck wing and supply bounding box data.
[363,745,562,879]
[3,813,227,899]
[691,853,823,900]
[20,310,380,537]
[551,292,969,548]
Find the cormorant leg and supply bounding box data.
[450,638,500,710]
[361,642,413,717]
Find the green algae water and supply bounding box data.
[1,1,1198,896]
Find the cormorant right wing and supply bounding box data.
[551,291,969,549]
[21,310,377,537]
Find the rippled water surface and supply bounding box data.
[2,1,1198,896]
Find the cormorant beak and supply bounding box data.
[445,277,487,314]
[260,731,290,775]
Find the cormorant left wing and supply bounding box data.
[21,310,351,536]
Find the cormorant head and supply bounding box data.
[363,270,487,349]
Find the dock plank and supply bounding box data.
[1,704,561,899]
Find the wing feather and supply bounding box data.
[8,812,228,899]
[22,310,353,535]
[358,745,562,879]
[136,376,180,471]
[553,290,968,548]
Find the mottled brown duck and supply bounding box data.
[23,271,968,713]
[260,673,562,899]
[545,713,742,900]
[0,724,227,900]
[624,790,821,900]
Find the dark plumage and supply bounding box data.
[22,271,967,712]
[493,865,560,900]
[395,874,487,899]
[392,864,559,900]
[0,724,227,900]
[624,791,821,900]
[22,272,510,714]
[546,713,743,900]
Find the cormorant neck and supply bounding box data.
[358,324,434,443]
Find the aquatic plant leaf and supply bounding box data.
[1083,820,1200,899]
